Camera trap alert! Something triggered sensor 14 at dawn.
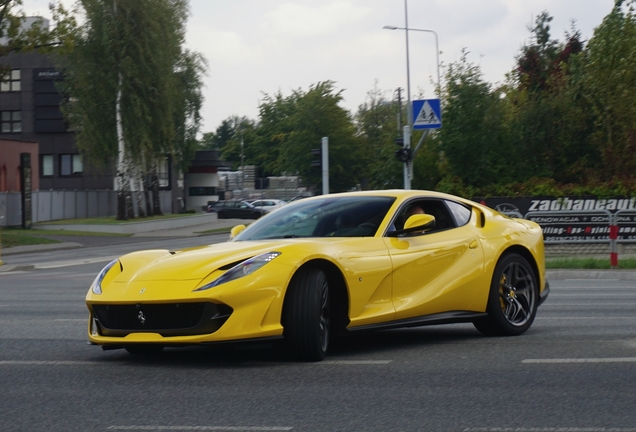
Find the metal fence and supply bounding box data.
[0,190,173,227]
[516,209,636,267]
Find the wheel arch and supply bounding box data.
[498,245,540,285]
[281,259,350,334]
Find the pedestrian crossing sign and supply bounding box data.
[412,99,442,129]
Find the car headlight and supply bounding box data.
[194,252,281,291]
[90,259,120,295]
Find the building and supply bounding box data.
[1,50,114,190]
[184,150,231,212]
[0,138,39,192]
[2,20,231,222]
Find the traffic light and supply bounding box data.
[310,148,321,168]
[395,148,412,163]
[394,136,411,162]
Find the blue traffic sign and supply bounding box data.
[412,99,442,129]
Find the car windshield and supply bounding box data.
[232,196,396,241]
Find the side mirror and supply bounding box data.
[404,214,435,230]
[387,214,436,237]
[229,224,247,240]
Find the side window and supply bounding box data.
[446,200,471,227]
[390,199,456,232]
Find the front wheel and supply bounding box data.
[474,253,538,336]
[283,268,330,361]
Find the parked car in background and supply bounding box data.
[206,200,266,219]
[249,199,287,213]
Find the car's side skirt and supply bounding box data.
[346,311,488,333]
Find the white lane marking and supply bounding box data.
[107,427,293,431]
[321,360,392,365]
[241,360,392,367]
[553,286,635,289]
[541,303,636,306]
[563,279,622,282]
[0,361,96,365]
[34,256,117,269]
[536,317,636,319]
[523,357,636,364]
[54,319,85,322]
[465,428,636,431]
[550,294,636,297]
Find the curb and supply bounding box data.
[546,269,636,280]
[0,264,35,272]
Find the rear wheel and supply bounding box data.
[283,268,330,361]
[474,253,538,336]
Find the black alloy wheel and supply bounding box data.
[474,253,538,336]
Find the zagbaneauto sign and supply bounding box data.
[481,197,636,243]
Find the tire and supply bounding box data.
[283,268,330,361]
[125,345,164,356]
[217,211,225,219]
[474,253,538,336]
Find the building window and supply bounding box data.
[189,186,217,196]
[59,154,83,176]
[41,154,54,177]
[1,111,21,133]
[0,69,21,92]
[157,157,170,188]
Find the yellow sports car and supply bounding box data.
[86,190,549,361]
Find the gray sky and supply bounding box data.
[25,0,615,133]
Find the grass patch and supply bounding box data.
[37,213,201,225]
[194,227,233,235]
[1,229,62,248]
[0,227,131,249]
[546,257,636,269]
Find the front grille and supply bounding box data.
[91,302,233,337]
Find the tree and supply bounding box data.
[56,0,205,219]
[278,81,365,193]
[581,0,636,179]
[354,85,403,189]
[438,50,508,190]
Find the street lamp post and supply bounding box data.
[384,2,440,189]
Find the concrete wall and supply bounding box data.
[0,189,174,227]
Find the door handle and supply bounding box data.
[469,240,478,249]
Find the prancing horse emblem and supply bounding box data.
[138,311,146,325]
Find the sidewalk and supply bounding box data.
[0,216,246,262]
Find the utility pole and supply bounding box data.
[395,87,403,132]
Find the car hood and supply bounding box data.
[115,240,301,283]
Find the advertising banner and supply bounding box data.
[481,197,636,243]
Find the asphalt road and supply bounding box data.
[1,237,635,431]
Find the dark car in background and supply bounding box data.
[207,200,266,219]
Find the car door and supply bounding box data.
[227,201,241,218]
[384,199,486,320]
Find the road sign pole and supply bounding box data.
[403,125,411,189]
[321,137,329,195]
